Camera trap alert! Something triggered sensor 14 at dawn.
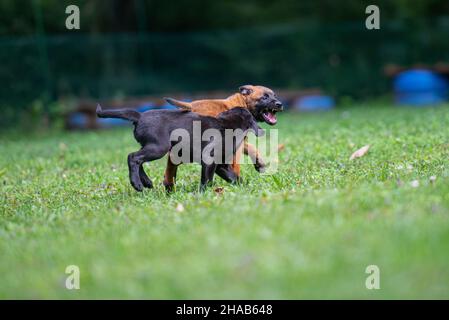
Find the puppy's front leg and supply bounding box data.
[200,163,217,192]
[215,164,242,184]
[244,139,266,173]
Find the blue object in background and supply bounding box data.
[394,69,449,106]
[294,95,335,111]
[67,112,89,128]
[135,103,177,112]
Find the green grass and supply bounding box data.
[1,105,448,299]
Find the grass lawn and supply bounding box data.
[0,104,448,299]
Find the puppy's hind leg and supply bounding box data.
[139,164,153,189]
[128,145,167,192]
[128,151,146,192]
[163,157,179,193]
[200,163,217,192]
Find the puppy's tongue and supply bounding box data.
[262,111,277,125]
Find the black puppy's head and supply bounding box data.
[218,107,264,137]
[238,85,283,126]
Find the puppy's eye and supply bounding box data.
[263,94,269,99]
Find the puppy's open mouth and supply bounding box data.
[262,109,278,125]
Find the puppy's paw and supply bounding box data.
[141,177,154,189]
[163,182,175,193]
[131,180,144,192]
[231,176,243,185]
[254,161,267,173]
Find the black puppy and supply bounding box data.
[96,105,263,192]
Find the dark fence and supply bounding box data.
[1,20,449,123]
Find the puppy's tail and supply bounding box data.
[96,104,141,123]
[164,97,192,110]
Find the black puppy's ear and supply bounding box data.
[239,85,253,96]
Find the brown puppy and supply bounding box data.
[163,85,283,190]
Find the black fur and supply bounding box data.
[96,104,141,123]
[96,105,262,192]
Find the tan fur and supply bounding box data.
[166,93,245,117]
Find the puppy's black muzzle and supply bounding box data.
[254,99,283,125]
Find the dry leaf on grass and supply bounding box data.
[214,187,224,195]
[349,145,370,160]
[277,144,285,152]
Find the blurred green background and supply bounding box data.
[1,0,449,127]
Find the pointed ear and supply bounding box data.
[239,85,253,96]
